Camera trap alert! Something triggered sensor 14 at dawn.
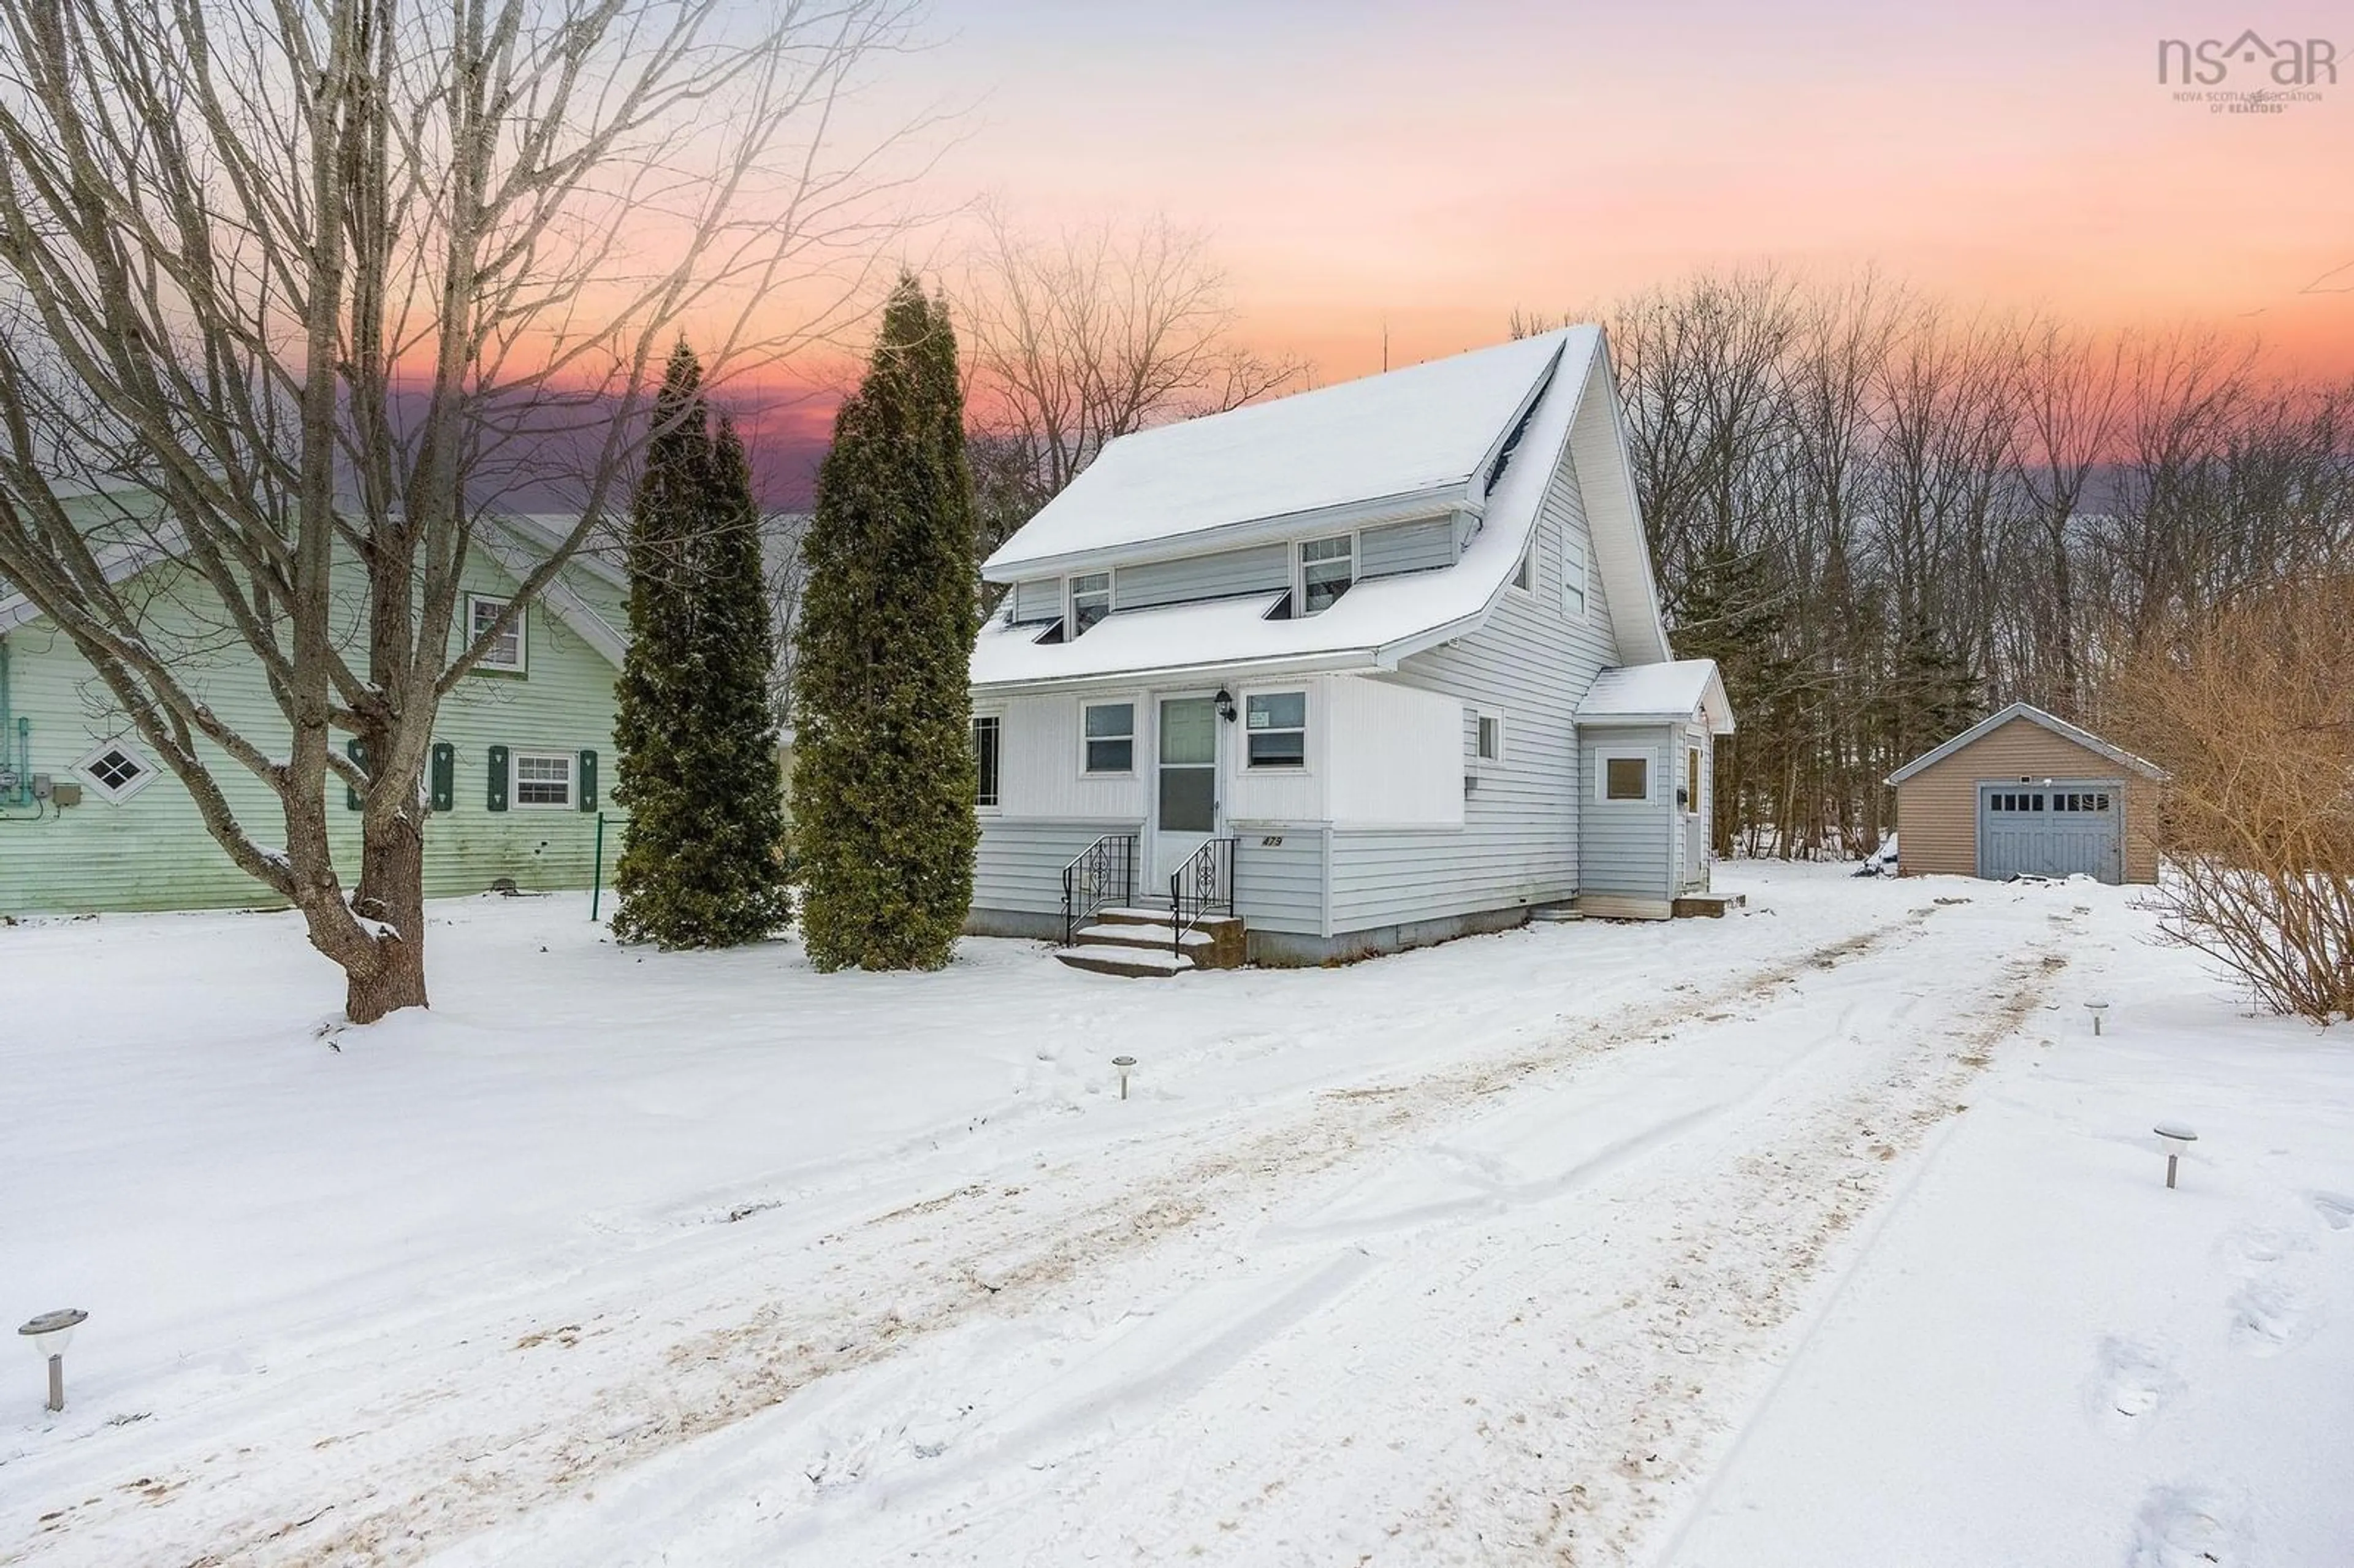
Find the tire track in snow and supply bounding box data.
[17,911,1941,1568]
[810,923,2076,1567]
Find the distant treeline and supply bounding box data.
[1522,271,2354,858]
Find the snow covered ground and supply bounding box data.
[1,865,2347,1566]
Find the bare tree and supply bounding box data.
[0,0,923,1019]
[2114,574,2354,1023]
[2008,321,2127,716]
[958,204,1304,560]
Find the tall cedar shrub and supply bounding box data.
[611,344,792,947]
[791,276,979,970]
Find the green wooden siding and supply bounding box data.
[0,544,626,915]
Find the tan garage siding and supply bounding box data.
[1895,716,2159,883]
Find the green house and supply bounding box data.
[0,512,628,915]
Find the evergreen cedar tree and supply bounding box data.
[611,343,793,948]
[790,277,980,971]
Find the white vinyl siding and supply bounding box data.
[1327,433,1617,934]
[1010,579,1061,624]
[1113,545,1289,611]
[1358,517,1454,579]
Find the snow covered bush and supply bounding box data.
[2114,576,2354,1022]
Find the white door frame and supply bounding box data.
[1148,689,1225,893]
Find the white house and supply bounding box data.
[964,325,1734,972]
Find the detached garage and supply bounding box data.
[1887,702,2165,885]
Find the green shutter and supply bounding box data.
[345,738,367,810]
[487,744,509,811]
[577,748,598,812]
[430,742,455,812]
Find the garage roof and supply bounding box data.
[1885,702,2166,786]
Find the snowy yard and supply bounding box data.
[2,866,2349,1567]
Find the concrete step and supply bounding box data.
[1053,945,1197,978]
[1672,892,1746,919]
[1074,922,1215,953]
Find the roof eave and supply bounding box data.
[981,483,1474,585]
[973,646,1384,695]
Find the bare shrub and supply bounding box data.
[2112,576,2354,1022]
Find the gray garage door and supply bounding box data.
[1977,781,2124,883]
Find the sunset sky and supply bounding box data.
[752,0,2353,496]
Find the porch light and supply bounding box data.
[18,1309,86,1413]
[1213,689,1236,723]
[2085,1000,2110,1035]
[1112,1054,1138,1100]
[2155,1123,2198,1190]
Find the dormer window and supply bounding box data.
[1300,536,1354,613]
[1070,572,1111,636]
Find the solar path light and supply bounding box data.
[2155,1124,2198,1190]
[2085,1000,2110,1035]
[18,1309,86,1413]
[1112,1055,1137,1100]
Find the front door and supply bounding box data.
[1153,696,1220,888]
[1682,739,1708,890]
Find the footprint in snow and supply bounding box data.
[2128,1483,2243,1568]
[2311,1192,2354,1232]
[2228,1277,2322,1358]
[2084,1338,2176,1437]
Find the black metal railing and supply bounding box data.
[1168,837,1238,959]
[1061,832,1138,946]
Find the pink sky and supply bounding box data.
[739,0,2353,499]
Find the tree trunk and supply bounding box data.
[345,927,430,1024]
[348,808,431,1022]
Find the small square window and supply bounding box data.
[1083,702,1135,774]
[1246,691,1308,769]
[75,737,159,803]
[511,751,574,809]
[1601,752,1650,802]
[468,594,526,672]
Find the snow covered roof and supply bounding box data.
[1885,702,2165,786]
[1,508,627,668]
[1577,659,1734,734]
[982,330,1582,579]
[972,327,1675,690]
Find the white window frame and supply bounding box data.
[74,736,161,803]
[971,713,1003,811]
[1067,572,1111,637]
[509,749,576,810]
[1510,527,1537,594]
[1685,744,1703,813]
[1470,706,1507,767]
[1243,687,1311,772]
[1595,745,1655,804]
[1298,535,1355,614]
[1081,699,1137,777]
[1563,536,1588,622]
[467,592,528,674]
